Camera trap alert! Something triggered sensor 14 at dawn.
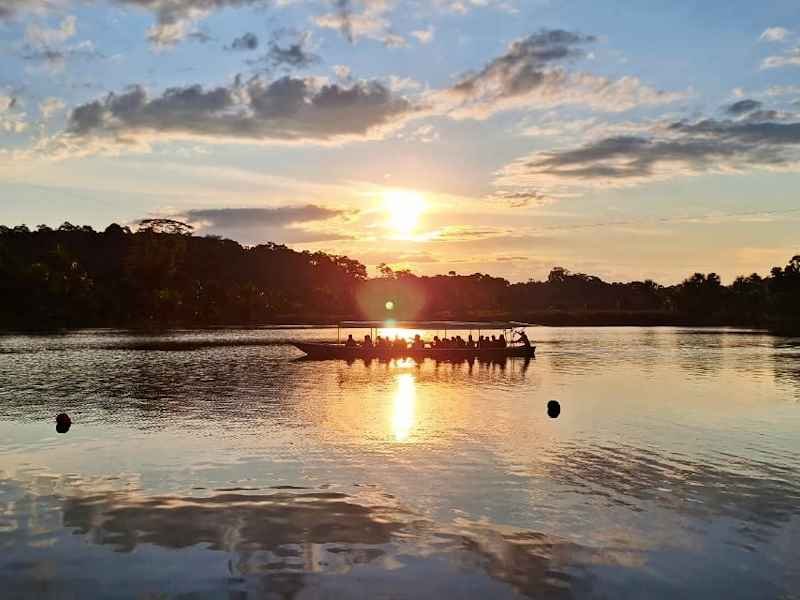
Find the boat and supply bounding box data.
[292,321,536,360]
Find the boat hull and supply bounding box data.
[293,342,535,360]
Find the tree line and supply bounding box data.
[0,221,798,331]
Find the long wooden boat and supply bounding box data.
[293,342,535,360]
[292,320,535,360]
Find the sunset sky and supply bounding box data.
[1,0,799,283]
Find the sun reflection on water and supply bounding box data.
[392,373,417,442]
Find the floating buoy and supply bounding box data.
[56,413,72,433]
[547,400,560,419]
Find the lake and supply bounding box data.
[1,327,799,599]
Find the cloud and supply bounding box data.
[39,97,66,118]
[725,98,762,115]
[410,25,434,44]
[46,75,418,155]
[0,0,58,19]
[18,14,102,71]
[249,31,318,69]
[113,0,269,47]
[432,30,687,118]
[761,46,800,69]
[399,123,438,143]
[433,0,517,15]
[431,225,517,242]
[19,42,105,76]
[182,204,345,228]
[333,64,351,80]
[175,204,353,243]
[25,15,76,46]
[1,94,28,133]
[450,29,595,96]
[314,0,404,46]
[186,29,212,43]
[21,40,103,69]
[759,27,791,42]
[227,32,258,51]
[765,84,800,97]
[0,0,268,46]
[382,32,406,47]
[485,189,550,208]
[496,107,800,198]
[0,95,16,112]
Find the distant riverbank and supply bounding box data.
[3,312,797,335]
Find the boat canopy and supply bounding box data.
[338,320,531,330]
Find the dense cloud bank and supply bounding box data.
[498,104,800,197]
[61,76,417,146]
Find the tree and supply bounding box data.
[138,219,194,235]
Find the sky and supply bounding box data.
[1,0,799,284]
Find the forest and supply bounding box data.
[0,220,798,332]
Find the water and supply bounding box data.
[1,327,799,599]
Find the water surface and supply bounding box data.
[1,327,799,599]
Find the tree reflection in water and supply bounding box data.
[0,477,619,599]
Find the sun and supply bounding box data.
[383,190,426,237]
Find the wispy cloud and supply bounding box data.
[25,15,76,46]
[410,25,434,44]
[759,26,791,42]
[1,92,28,133]
[248,30,318,70]
[182,205,345,228]
[227,32,259,51]
[39,97,65,119]
[174,204,354,243]
[314,0,405,46]
[761,46,800,69]
[431,30,687,119]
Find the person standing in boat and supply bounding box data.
[412,335,424,350]
[515,330,531,347]
[345,334,357,347]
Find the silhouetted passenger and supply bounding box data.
[517,331,531,347]
[363,335,373,348]
[432,336,440,348]
[394,336,407,350]
[491,335,497,348]
[412,334,424,350]
[499,334,507,348]
[467,335,475,348]
[345,334,357,347]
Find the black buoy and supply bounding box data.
[547,400,560,419]
[56,413,72,434]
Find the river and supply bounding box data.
[1,327,799,599]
